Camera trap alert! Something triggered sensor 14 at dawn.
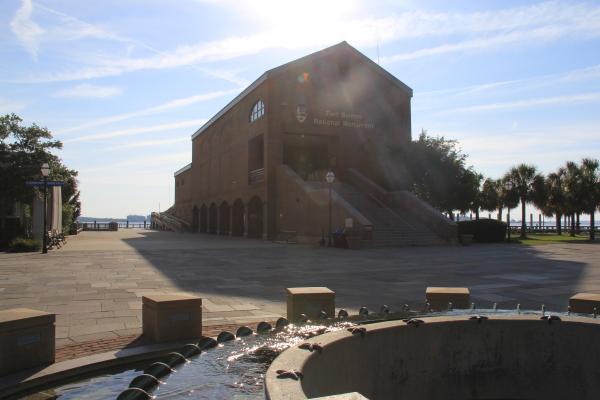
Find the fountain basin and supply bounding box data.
[265,315,600,399]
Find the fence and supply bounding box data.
[79,221,150,231]
[508,225,598,234]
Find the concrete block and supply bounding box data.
[0,308,55,376]
[569,293,600,314]
[142,294,202,343]
[286,287,335,322]
[426,287,470,310]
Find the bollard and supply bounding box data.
[286,287,335,323]
[142,294,202,343]
[0,308,55,375]
[569,293,600,314]
[426,287,470,311]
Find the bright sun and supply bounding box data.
[233,0,366,49]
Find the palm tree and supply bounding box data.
[500,174,520,232]
[469,173,484,220]
[508,164,543,238]
[481,178,500,219]
[545,169,566,235]
[564,161,584,237]
[531,173,549,230]
[579,158,600,240]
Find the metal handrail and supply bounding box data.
[248,168,265,184]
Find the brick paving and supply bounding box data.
[1,229,599,359]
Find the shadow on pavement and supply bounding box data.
[122,230,595,313]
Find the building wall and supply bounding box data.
[175,81,270,227]
[276,165,372,241]
[267,45,411,173]
[174,168,193,221]
[266,45,412,236]
[174,43,413,239]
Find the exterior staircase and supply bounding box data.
[334,182,449,247]
[300,169,456,247]
[151,207,190,232]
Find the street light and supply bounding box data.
[504,180,513,243]
[40,163,50,254]
[325,170,335,247]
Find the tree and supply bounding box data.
[579,158,600,240]
[0,113,79,236]
[507,164,543,238]
[481,178,501,220]
[500,174,520,228]
[469,173,484,220]
[401,131,481,218]
[563,161,584,237]
[544,169,567,235]
[531,173,548,221]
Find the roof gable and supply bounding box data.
[268,41,413,97]
[191,41,412,140]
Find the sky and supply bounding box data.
[1,0,599,218]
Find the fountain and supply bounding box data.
[265,314,600,399]
[17,292,600,400]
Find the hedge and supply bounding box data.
[8,238,41,252]
[457,219,507,243]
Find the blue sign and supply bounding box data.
[26,180,65,187]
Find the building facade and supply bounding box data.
[173,42,455,245]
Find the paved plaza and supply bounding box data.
[1,229,599,349]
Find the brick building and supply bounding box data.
[172,42,456,245]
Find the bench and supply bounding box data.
[46,230,66,250]
[275,230,298,244]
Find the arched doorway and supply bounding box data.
[192,205,199,232]
[219,201,230,235]
[209,203,218,234]
[199,204,208,233]
[232,199,244,237]
[247,196,263,239]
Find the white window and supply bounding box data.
[250,100,265,122]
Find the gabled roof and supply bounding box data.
[190,41,413,140]
[268,41,413,96]
[174,163,191,177]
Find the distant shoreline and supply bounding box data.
[78,216,149,223]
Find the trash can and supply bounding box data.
[333,228,348,248]
[345,228,362,250]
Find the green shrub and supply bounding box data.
[8,237,41,252]
[458,219,507,243]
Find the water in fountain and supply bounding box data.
[150,321,354,399]
[23,320,355,400]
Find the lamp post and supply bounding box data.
[325,171,335,247]
[504,180,513,243]
[40,163,50,254]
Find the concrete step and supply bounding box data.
[333,180,449,247]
